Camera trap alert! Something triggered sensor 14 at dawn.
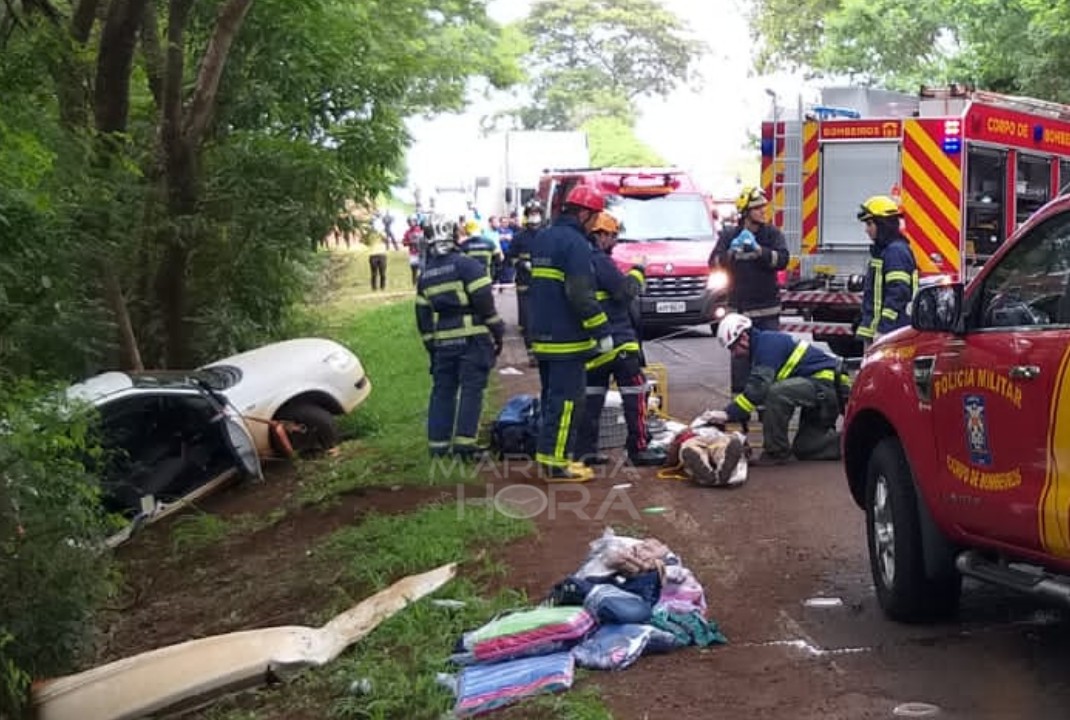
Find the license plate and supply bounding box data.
[655,301,686,314]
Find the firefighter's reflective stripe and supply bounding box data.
[585,341,641,371]
[466,276,492,294]
[1041,344,1070,556]
[425,280,469,306]
[433,316,489,340]
[882,308,898,320]
[866,258,884,337]
[734,394,756,413]
[536,452,569,468]
[532,339,597,354]
[454,436,478,447]
[555,400,574,460]
[812,369,836,382]
[595,290,611,301]
[532,267,565,281]
[582,312,609,330]
[776,340,810,381]
[416,295,431,306]
[886,270,913,284]
[627,268,645,283]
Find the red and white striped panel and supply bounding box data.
[779,321,855,336]
[780,291,862,305]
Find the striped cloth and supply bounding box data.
[454,651,575,717]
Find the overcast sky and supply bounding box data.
[404,0,813,200]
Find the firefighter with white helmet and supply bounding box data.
[855,195,918,346]
[416,216,505,460]
[704,312,844,466]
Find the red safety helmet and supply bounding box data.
[565,185,605,212]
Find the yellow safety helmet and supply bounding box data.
[589,212,621,235]
[464,219,482,235]
[857,195,902,221]
[736,186,768,213]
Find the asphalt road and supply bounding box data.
[494,285,1070,719]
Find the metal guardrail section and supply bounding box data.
[645,275,706,298]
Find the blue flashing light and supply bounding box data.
[1034,124,1045,143]
[942,137,962,154]
[760,137,774,158]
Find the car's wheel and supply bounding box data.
[272,402,338,456]
[865,436,961,623]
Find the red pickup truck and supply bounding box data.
[843,194,1070,622]
[538,167,730,331]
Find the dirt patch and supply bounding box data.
[94,469,453,663]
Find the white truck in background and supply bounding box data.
[473,131,590,218]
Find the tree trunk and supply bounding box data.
[101,261,144,370]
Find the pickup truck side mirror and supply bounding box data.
[912,282,965,333]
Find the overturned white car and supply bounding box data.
[66,338,371,543]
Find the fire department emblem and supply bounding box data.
[963,394,992,466]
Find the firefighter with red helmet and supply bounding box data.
[855,195,918,346]
[528,185,614,481]
[574,212,667,468]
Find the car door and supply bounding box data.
[930,210,1070,553]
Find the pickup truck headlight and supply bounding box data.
[707,269,729,291]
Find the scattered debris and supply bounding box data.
[893,702,941,717]
[642,506,668,514]
[612,483,633,490]
[803,597,844,608]
[431,599,468,610]
[33,564,457,720]
[348,678,373,695]
[498,367,524,375]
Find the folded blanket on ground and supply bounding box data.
[455,606,596,664]
[452,651,575,717]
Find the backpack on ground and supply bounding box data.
[490,394,540,459]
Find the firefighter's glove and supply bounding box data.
[596,335,615,355]
[730,229,757,252]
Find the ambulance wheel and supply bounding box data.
[865,437,961,623]
[272,402,338,456]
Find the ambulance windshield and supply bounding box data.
[606,194,715,242]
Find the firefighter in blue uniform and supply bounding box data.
[507,201,542,367]
[574,212,667,467]
[529,185,614,481]
[460,219,500,281]
[854,195,918,346]
[704,313,844,466]
[416,218,505,459]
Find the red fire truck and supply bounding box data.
[764,85,1070,356]
[536,167,729,330]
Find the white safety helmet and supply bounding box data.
[716,313,753,349]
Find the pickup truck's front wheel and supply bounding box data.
[866,437,961,623]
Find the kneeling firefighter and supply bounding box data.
[416,217,505,459]
[575,212,667,467]
[703,313,848,466]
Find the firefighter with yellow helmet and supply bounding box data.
[855,195,918,346]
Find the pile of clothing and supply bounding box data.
[440,529,725,717]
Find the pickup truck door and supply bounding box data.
[931,210,1070,553]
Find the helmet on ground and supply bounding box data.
[565,185,605,212]
[736,186,768,214]
[857,195,902,221]
[589,212,620,236]
[716,313,753,349]
[464,219,482,236]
